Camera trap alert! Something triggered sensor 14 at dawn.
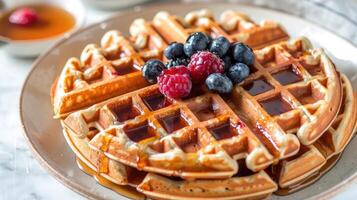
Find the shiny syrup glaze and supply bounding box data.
[243,79,274,96]
[76,158,144,200]
[109,104,140,123]
[272,67,302,85]
[159,113,188,134]
[235,159,255,177]
[275,154,341,195]
[123,122,156,143]
[0,4,75,40]
[259,96,293,116]
[252,122,280,157]
[209,122,238,140]
[143,93,171,111]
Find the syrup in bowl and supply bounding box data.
[0,4,76,41]
[0,1,85,57]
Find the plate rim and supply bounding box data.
[19,1,357,200]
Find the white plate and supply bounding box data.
[20,2,357,200]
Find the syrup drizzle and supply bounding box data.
[109,104,140,123]
[209,122,238,141]
[243,79,274,96]
[159,113,188,134]
[272,67,302,85]
[123,122,157,143]
[259,96,292,116]
[275,154,341,195]
[76,158,144,200]
[143,93,171,111]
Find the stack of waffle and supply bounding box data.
[51,9,357,200]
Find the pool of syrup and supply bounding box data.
[272,67,302,85]
[0,4,75,40]
[159,113,188,134]
[76,158,145,200]
[243,78,274,96]
[209,122,238,140]
[259,96,293,116]
[108,103,141,123]
[123,121,156,143]
[142,92,171,111]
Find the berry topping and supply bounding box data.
[209,36,230,58]
[166,57,189,69]
[142,59,165,83]
[164,42,185,59]
[231,42,255,65]
[158,66,192,99]
[227,63,250,84]
[184,32,210,57]
[207,35,213,47]
[222,55,232,72]
[205,73,233,94]
[188,51,224,83]
[9,8,38,26]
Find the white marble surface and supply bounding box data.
[1,1,357,200]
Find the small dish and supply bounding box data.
[0,0,85,57]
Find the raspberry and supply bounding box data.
[188,51,224,83]
[9,8,38,26]
[158,66,192,99]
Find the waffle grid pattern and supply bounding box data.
[53,9,289,117]
[63,37,342,182]
[55,9,357,200]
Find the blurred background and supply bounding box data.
[0,0,356,199]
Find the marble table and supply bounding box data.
[1,1,356,199]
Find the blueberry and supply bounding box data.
[166,58,189,68]
[184,32,210,57]
[231,43,255,65]
[227,63,250,84]
[164,42,184,59]
[222,55,232,72]
[205,73,233,94]
[207,35,213,47]
[142,59,165,83]
[209,36,230,58]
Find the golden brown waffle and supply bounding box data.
[52,9,288,118]
[153,9,289,49]
[61,73,355,200]
[63,128,277,200]
[52,26,167,118]
[62,37,342,181]
[232,37,343,147]
[273,75,357,189]
[273,74,357,191]
[52,9,356,200]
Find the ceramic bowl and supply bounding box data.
[0,0,85,57]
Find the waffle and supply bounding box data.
[51,25,167,118]
[62,73,355,200]
[52,9,288,118]
[272,74,357,191]
[61,37,342,182]
[52,9,357,200]
[153,9,289,49]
